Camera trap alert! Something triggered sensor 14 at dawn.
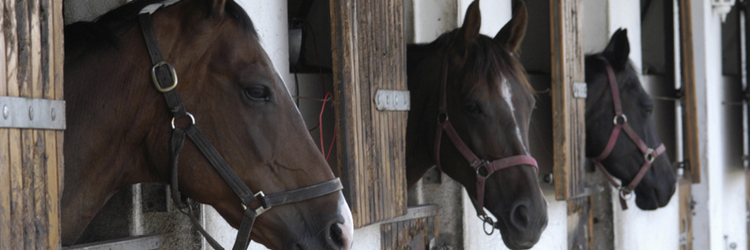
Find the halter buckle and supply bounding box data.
[644,148,655,163]
[151,61,179,92]
[613,114,628,125]
[252,191,270,215]
[619,188,634,200]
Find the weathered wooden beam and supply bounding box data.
[678,0,700,183]
[550,0,586,200]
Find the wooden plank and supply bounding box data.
[550,0,587,200]
[0,0,10,248]
[52,0,64,208]
[3,0,24,249]
[4,0,23,248]
[679,178,693,250]
[329,0,407,228]
[379,209,438,250]
[19,0,38,242]
[678,0,700,183]
[567,198,592,250]
[29,0,49,248]
[46,0,62,248]
[42,0,60,248]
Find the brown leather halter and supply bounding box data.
[139,8,343,250]
[434,53,538,234]
[591,56,666,210]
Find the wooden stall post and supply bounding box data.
[0,0,64,249]
[549,0,586,201]
[329,0,408,228]
[676,0,699,248]
[550,0,592,249]
[679,0,700,184]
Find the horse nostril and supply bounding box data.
[328,222,344,247]
[327,222,353,249]
[510,203,530,229]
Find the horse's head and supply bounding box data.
[585,29,676,210]
[411,1,547,248]
[139,0,353,248]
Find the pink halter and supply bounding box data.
[434,55,538,233]
[591,56,666,210]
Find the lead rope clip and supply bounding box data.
[479,214,495,235]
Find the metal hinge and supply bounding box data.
[572,82,587,99]
[374,89,410,111]
[0,96,66,130]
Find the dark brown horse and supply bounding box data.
[406,1,547,249]
[62,0,353,249]
[585,29,676,210]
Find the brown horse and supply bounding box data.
[585,29,676,210]
[406,1,547,249]
[62,0,353,249]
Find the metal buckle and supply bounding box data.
[151,61,179,92]
[613,114,627,125]
[171,112,196,129]
[644,148,655,163]
[253,191,269,215]
[619,188,634,200]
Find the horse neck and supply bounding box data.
[405,47,446,187]
[61,7,197,244]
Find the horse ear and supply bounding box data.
[601,29,630,70]
[494,0,527,53]
[209,0,226,17]
[457,0,482,49]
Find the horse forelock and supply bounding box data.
[419,30,533,98]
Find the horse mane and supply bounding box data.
[65,0,257,50]
[407,29,535,96]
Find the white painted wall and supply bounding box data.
[690,1,748,249]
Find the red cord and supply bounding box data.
[304,20,337,160]
[326,125,337,161]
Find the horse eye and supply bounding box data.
[244,86,269,101]
[463,101,481,113]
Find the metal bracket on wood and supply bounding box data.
[374,89,410,111]
[572,82,587,98]
[0,96,66,130]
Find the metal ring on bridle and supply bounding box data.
[619,188,634,200]
[171,112,196,129]
[613,114,627,125]
[644,148,655,163]
[476,164,490,178]
[151,61,179,92]
[438,112,449,123]
[480,215,495,235]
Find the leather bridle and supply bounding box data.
[433,53,538,234]
[138,9,343,250]
[591,56,666,210]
